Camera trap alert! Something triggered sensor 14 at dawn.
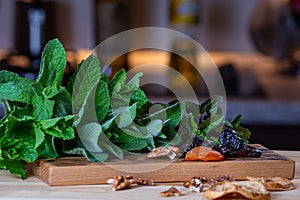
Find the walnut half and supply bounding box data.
[147,146,181,160]
[183,175,236,193]
[160,187,181,197]
[107,175,155,191]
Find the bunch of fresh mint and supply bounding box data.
[0,39,74,178]
[0,39,251,179]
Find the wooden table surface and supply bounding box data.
[0,150,299,200]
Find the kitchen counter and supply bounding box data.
[0,150,299,200]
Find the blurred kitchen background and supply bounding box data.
[0,0,300,150]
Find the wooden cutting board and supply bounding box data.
[27,144,295,186]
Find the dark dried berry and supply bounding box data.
[218,128,262,158]
[219,129,244,151]
[181,135,204,157]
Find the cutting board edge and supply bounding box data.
[27,144,296,186]
[29,158,296,186]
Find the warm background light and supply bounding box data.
[127,50,171,68]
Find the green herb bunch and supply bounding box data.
[0,39,251,179]
[0,39,74,178]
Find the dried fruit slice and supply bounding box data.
[205,181,270,200]
[185,146,224,161]
[246,176,295,191]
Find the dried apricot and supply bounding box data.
[185,146,224,161]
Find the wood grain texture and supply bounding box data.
[27,144,295,186]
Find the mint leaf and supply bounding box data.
[36,38,66,87]
[127,72,143,90]
[63,146,89,157]
[112,104,137,128]
[32,93,54,120]
[37,135,59,158]
[42,86,60,98]
[99,142,123,159]
[33,123,45,148]
[0,135,20,160]
[0,70,23,83]
[177,113,197,144]
[5,116,36,148]
[199,114,224,136]
[200,95,223,115]
[111,86,132,108]
[73,83,97,127]
[39,115,74,140]
[39,115,73,129]
[99,134,123,159]
[114,131,149,151]
[130,88,148,109]
[63,146,108,162]
[71,55,101,127]
[0,74,34,104]
[140,101,185,128]
[146,119,163,137]
[0,160,26,179]
[95,80,110,123]
[66,67,78,95]
[110,72,144,110]
[165,100,185,128]
[108,69,126,94]
[89,153,109,162]
[231,114,242,128]
[43,125,74,140]
[72,55,101,112]
[19,145,38,163]
[77,122,103,153]
[111,123,156,152]
[52,87,72,117]
[160,126,181,146]
[224,120,234,128]
[101,116,117,131]
[235,126,251,144]
[124,124,153,139]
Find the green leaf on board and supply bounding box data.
[32,93,54,120]
[72,54,101,112]
[95,80,110,123]
[36,38,66,87]
[112,104,137,128]
[77,122,103,153]
[0,73,34,104]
